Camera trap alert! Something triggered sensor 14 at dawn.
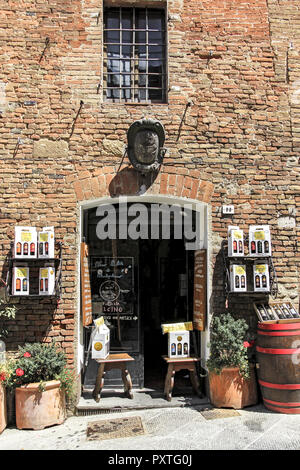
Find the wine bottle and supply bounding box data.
[30,242,35,256]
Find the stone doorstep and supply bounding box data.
[76,387,210,414]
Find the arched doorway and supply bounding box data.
[78,195,210,392]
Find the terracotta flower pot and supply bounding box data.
[208,364,258,409]
[15,380,66,430]
[0,383,7,434]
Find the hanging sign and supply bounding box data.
[193,249,207,331]
[80,242,93,326]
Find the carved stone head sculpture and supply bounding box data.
[127,118,166,173]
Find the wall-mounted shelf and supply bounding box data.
[221,239,278,299]
[5,241,63,299]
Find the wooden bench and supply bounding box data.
[162,355,202,401]
[92,353,135,402]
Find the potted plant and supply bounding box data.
[0,299,17,341]
[0,361,14,434]
[6,342,75,430]
[206,313,258,409]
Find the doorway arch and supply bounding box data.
[77,193,211,391]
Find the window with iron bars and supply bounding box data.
[103,7,167,103]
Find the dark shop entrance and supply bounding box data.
[82,202,198,391]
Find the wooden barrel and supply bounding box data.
[256,321,300,414]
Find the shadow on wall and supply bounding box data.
[109,166,159,197]
[0,254,59,351]
[211,240,227,316]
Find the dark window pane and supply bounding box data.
[138,60,146,73]
[149,88,163,102]
[148,9,164,30]
[149,74,162,88]
[136,45,146,58]
[148,45,164,58]
[106,88,121,100]
[121,8,132,29]
[121,45,132,58]
[104,9,119,29]
[138,89,147,101]
[122,88,132,100]
[149,60,162,73]
[122,31,132,44]
[108,60,120,73]
[121,60,131,73]
[136,31,146,44]
[148,31,163,44]
[107,74,120,87]
[111,88,120,100]
[136,9,146,29]
[138,74,147,87]
[107,45,120,58]
[122,74,131,87]
[105,30,120,44]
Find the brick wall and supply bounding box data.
[0,0,299,363]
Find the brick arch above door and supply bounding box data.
[67,164,214,204]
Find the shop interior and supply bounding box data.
[82,203,199,391]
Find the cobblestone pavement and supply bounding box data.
[1,404,300,451]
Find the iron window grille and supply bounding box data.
[103,7,167,103]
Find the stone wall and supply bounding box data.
[0,0,299,363]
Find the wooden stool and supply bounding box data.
[92,353,135,402]
[162,356,202,402]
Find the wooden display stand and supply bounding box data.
[92,353,134,402]
[162,356,202,402]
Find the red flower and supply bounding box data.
[16,368,24,377]
[23,352,31,358]
[0,372,6,382]
[243,340,255,348]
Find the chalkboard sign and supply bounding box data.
[91,257,134,315]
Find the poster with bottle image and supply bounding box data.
[13,266,29,295]
[14,226,37,259]
[253,263,270,292]
[228,226,244,257]
[38,226,55,259]
[249,225,272,257]
[230,264,247,292]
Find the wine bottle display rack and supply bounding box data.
[222,239,278,298]
[5,241,62,299]
[254,301,300,323]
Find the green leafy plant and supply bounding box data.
[206,313,251,379]
[0,360,14,386]
[0,299,17,339]
[6,342,74,396]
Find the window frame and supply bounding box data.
[103,6,168,104]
